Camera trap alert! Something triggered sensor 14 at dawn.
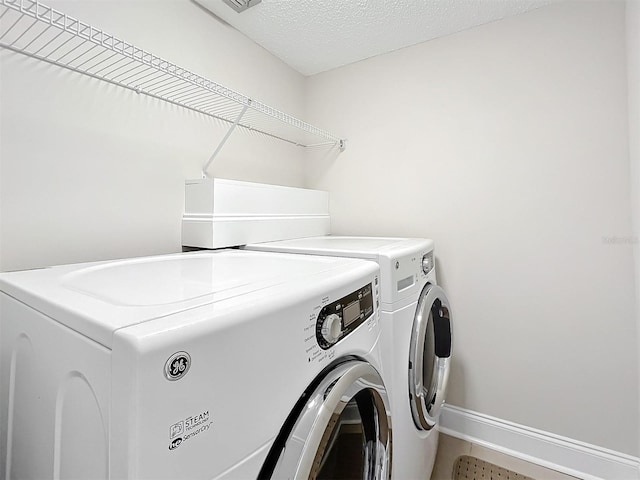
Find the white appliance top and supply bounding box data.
[246,236,434,260]
[245,236,437,306]
[0,250,375,348]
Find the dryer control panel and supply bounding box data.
[316,283,374,349]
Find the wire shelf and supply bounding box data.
[0,0,345,149]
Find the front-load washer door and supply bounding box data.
[260,359,392,480]
[408,283,452,431]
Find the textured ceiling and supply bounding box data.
[194,0,557,76]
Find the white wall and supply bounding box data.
[0,0,307,272]
[627,0,640,457]
[306,1,638,455]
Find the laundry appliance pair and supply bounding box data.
[0,249,392,479]
[245,236,453,480]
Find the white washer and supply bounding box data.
[0,250,392,479]
[245,236,453,480]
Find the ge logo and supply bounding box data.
[164,352,191,381]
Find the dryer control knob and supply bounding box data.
[422,253,433,274]
[320,313,342,345]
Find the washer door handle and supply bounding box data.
[433,305,452,358]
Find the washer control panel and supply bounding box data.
[316,283,374,349]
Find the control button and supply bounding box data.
[320,313,342,345]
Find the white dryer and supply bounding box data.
[0,250,392,479]
[245,236,453,480]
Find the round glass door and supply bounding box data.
[261,360,392,480]
[408,283,452,431]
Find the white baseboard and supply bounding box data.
[439,404,640,480]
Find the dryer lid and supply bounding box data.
[0,250,375,348]
[61,251,346,306]
[246,236,435,305]
[246,236,433,260]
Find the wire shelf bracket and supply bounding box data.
[202,102,249,178]
[0,0,347,158]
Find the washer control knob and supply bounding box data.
[320,313,342,345]
[422,253,433,274]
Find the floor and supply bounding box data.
[430,434,581,480]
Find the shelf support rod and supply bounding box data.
[202,101,250,178]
